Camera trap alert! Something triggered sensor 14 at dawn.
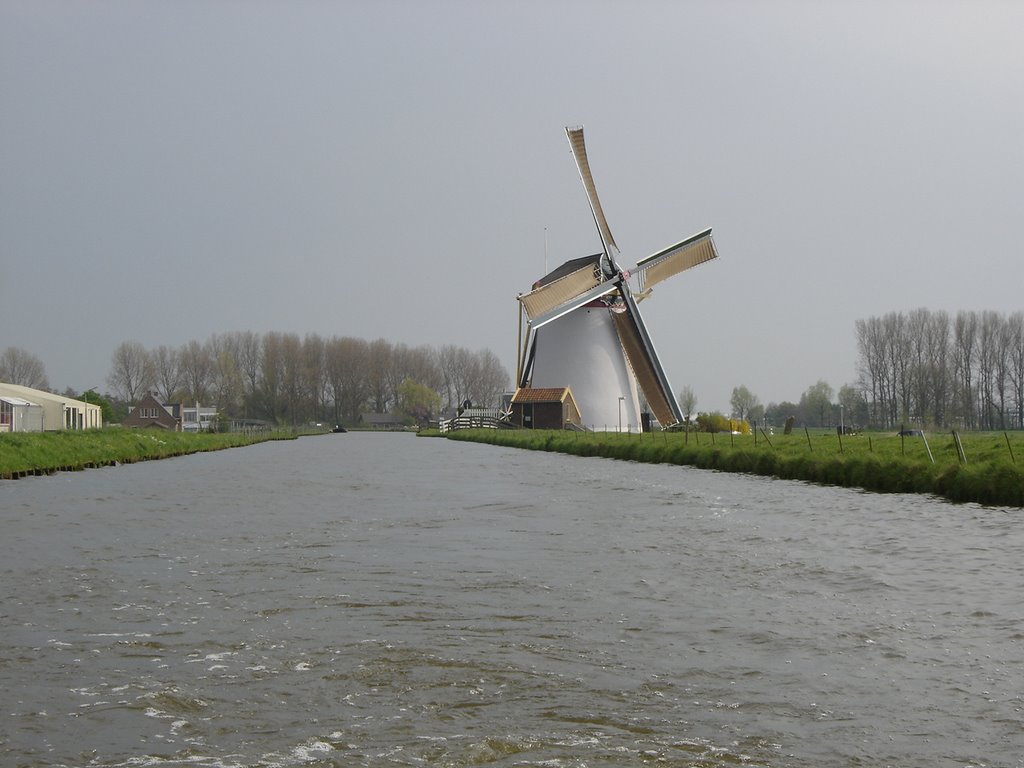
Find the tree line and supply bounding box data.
[680,309,1024,433]
[104,332,509,427]
[855,309,1024,430]
[681,380,862,432]
[7,307,1022,432]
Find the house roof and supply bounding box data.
[511,387,575,404]
[0,382,98,410]
[136,393,175,416]
[122,392,180,428]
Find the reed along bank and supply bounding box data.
[0,428,300,478]
[444,428,1024,507]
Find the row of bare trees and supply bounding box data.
[855,309,1024,430]
[107,332,510,426]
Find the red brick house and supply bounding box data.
[122,392,181,431]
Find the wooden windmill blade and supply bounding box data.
[633,228,719,295]
[610,287,684,429]
[566,126,619,272]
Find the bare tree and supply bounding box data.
[468,348,509,406]
[0,346,50,389]
[151,344,182,402]
[953,311,979,428]
[907,308,930,425]
[678,385,697,421]
[729,384,760,423]
[882,312,910,425]
[259,332,285,423]
[800,380,834,427]
[301,333,327,423]
[837,384,866,428]
[325,336,369,424]
[1009,312,1024,429]
[385,343,413,407]
[325,336,347,425]
[236,330,262,407]
[451,347,483,409]
[409,345,444,393]
[923,310,951,427]
[366,338,393,414]
[208,333,243,416]
[432,345,509,409]
[976,311,999,428]
[279,333,303,425]
[456,347,479,408]
[437,344,461,410]
[107,341,154,404]
[855,318,879,426]
[179,340,213,405]
[855,307,1024,429]
[993,313,1014,429]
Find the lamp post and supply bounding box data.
[618,396,624,433]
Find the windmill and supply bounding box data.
[516,126,719,431]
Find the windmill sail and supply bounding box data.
[566,126,618,262]
[634,228,718,293]
[519,257,602,321]
[611,289,684,428]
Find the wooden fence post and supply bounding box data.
[921,431,934,464]
[952,430,967,465]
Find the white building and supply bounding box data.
[181,405,218,432]
[0,395,44,432]
[0,382,102,432]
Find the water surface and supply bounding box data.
[2,432,1021,766]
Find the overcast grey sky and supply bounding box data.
[2,1,1021,412]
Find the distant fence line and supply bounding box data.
[439,410,510,433]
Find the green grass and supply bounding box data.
[445,428,1024,507]
[0,428,302,478]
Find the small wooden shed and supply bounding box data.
[509,387,581,430]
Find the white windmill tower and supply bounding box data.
[516,126,719,431]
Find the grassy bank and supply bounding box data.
[0,429,301,478]
[444,428,1024,507]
